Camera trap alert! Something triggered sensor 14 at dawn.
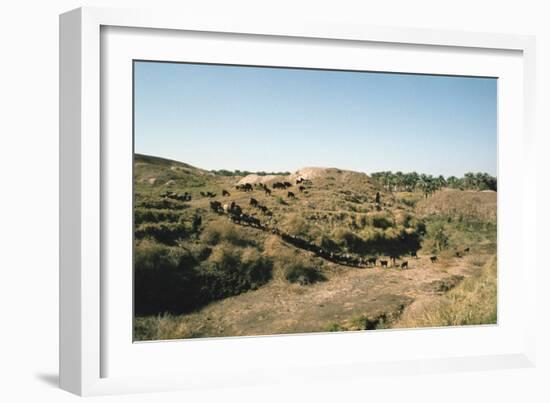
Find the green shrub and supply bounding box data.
[319,235,340,253]
[284,213,310,237]
[134,240,198,315]
[203,244,273,298]
[134,208,181,225]
[284,261,326,285]
[429,222,449,251]
[415,221,427,235]
[135,222,190,244]
[334,229,365,253]
[400,197,417,208]
[135,198,190,210]
[326,322,344,332]
[201,221,251,246]
[134,240,273,316]
[371,214,393,229]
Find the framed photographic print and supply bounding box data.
[60,7,537,396]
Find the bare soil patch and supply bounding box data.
[149,253,488,339]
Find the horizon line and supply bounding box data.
[134,152,497,179]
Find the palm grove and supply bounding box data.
[370,171,497,197]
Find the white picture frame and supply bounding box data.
[59,6,537,396]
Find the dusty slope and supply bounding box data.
[136,250,492,339]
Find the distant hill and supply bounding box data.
[134,153,212,187]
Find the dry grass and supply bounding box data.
[392,255,497,328]
[416,189,497,222]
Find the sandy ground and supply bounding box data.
[164,252,489,339]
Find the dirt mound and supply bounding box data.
[293,167,333,180]
[237,167,371,187]
[293,167,347,180]
[237,174,284,185]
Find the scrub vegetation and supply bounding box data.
[133,154,497,340]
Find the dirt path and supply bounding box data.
[162,252,488,339]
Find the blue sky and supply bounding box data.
[134,61,497,177]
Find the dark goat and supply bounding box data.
[209,201,223,214]
[430,256,438,263]
[258,205,269,214]
[287,191,296,199]
[175,192,191,201]
[236,183,253,192]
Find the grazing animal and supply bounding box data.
[400,261,408,269]
[410,251,418,259]
[236,184,253,192]
[380,260,388,268]
[192,214,202,230]
[229,213,242,224]
[209,201,223,214]
[296,178,304,184]
[175,192,191,201]
[249,198,259,207]
[258,205,269,214]
[283,181,292,188]
[298,185,306,192]
[246,216,261,228]
[264,187,272,196]
[464,247,470,253]
[222,189,230,196]
[232,204,242,215]
[455,252,462,258]
[225,201,241,215]
[287,191,295,199]
[367,257,377,267]
[430,255,438,263]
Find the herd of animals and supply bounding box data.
[158,176,471,271]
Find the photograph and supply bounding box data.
[132,61,497,341]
